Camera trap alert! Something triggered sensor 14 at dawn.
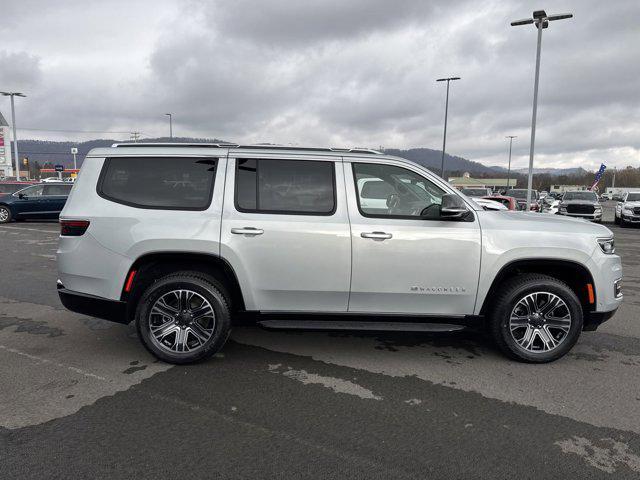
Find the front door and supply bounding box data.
[221,156,351,312]
[12,184,48,217]
[345,160,481,315]
[42,184,72,218]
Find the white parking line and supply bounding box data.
[0,225,59,234]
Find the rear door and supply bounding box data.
[221,155,351,312]
[345,158,481,315]
[42,184,73,217]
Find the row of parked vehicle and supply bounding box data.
[0,180,73,223]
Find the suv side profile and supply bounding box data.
[57,144,622,364]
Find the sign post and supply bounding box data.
[55,164,64,181]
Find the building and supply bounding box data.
[448,172,516,192]
[0,110,13,178]
[549,185,588,194]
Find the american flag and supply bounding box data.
[590,164,607,191]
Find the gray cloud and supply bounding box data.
[0,0,638,169]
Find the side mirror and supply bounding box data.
[440,194,471,220]
[18,193,26,199]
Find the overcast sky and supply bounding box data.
[1,0,638,170]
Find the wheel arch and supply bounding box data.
[121,251,246,323]
[479,258,596,316]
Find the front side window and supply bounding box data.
[353,163,445,218]
[99,157,217,209]
[626,193,640,202]
[17,184,45,197]
[235,159,335,215]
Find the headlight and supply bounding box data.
[623,207,633,213]
[595,205,602,211]
[597,238,615,254]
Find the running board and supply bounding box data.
[257,320,467,332]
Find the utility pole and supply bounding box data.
[612,167,616,189]
[130,131,141,142]
[165,113,173,139]
[511,10,573,210]
[436,76,461,179]
[0,91,26,180]
[506,135,517,192]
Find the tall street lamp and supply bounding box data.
[0,91,26,180]
[511,10,572,209]
[436,76,460,179]
[165,113,173,139]
[505,135,517,191]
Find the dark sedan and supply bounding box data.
[0,183,72,223]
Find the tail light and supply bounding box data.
[60,219,90,236]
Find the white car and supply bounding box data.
[472,198,508,211]
[615,191,640,226]
[57,143,622,364]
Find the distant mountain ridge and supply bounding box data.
[489,165,589,176]
[383,148,498,174]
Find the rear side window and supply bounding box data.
[43,184,72,196]
[99,157,217,210]
[235,159,335,215]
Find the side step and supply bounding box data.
[257,320,466,333]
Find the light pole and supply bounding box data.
[511,10,572,210]
[436,77,460,179]
[165,113,173,139]
[0,91,26,180]
[505,135,517,192]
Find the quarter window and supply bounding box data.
[353,163,445,218]
[235,159,335,215]
[99,157,217,210]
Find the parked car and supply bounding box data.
[460,187,492,198]
[614,191,640,227]
[57,143,622,364]
[0,182,73,223]
[506,189,540,211]
[481,195,518,211]
[0,181,39,197]
[472,198,508,211]
[541,196,561,215]
[557,191,602,222]
[612,193,624,201]
[42,176,64,183]
[600,192,612,201]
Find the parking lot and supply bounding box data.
[1,206,640,479]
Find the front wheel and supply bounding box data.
[489,274,583,363]
[0,206,12,223]
[135,271,231,364]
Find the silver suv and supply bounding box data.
[57,144,622,364]
[614,191,640,226]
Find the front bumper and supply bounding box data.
[583,308,618,331]
[621,213,640,223]
[558,211,603,221]
[58,283,129,324]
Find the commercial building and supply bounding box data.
[549,185,588,194]
[448,172,516,192]
[0,110,13,177]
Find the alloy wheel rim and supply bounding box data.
[0,208,8,221]
[509,291,572,353]
[148,289,215,354]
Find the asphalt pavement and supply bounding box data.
[1,204,640,479]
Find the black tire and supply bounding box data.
[489,274,583,363]
[0,205,12,224]
[135,271,231,364]
[614,213,620,225]
[620,217,627,228]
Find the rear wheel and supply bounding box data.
[0,206,11,223]
[135,271,231,364]
[489,274,583,363]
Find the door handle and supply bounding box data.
[231,227,264,236]
[361,231,392,240]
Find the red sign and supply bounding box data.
[0,137,4,147]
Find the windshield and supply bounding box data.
[461,188,489,197]
[563,191,597,201]
[626,193,640,202]
[507,189,538,200]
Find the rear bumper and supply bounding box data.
[583,308,618,331]
[57,283,129,324]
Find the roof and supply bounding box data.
[0,110,9,127]
[449,177,516,187]
[86,143,403,163]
